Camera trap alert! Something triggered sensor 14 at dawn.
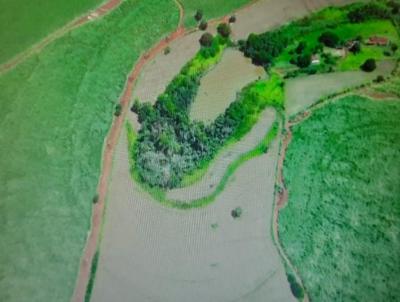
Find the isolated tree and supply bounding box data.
[199,20,208,31]
[360,58,376,72]
[199,32,213,47]
[318,31,340,48]
[229,15,237,23]
[231,207,243,218]
[217,23,231,38]
[194,9,203,21]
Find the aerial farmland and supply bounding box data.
[0,0,399,302]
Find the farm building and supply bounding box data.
[366,36,389,46]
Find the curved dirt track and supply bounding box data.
[0,0,122,75]
[71,1,185,301]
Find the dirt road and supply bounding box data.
[70,1,185,301]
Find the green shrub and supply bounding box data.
[194,9,203,21]
[360,58,377,72]
[231,207,243,218]
[199,32,214,47]
[164,46,171,55]
[287,274,305,299]
[318,31,340,48]
[114,104,122,116]
[229,15,236,23]
[217,23,231,38]
[199,20,208,31]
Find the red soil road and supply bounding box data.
[0,0,122,75]
[71,2,185,302]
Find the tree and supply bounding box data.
[199,20,208,31]
[295,41,306,54]
[391,43,398,53]
[194,9,203,21]
[199,32,213,47]
[229,15,236,23]
[296,53,312,68]
[360,58,376,72]
[217,23,231,38]
[114,104,122,116]
[318,31,340,48]
[231,207,243,218]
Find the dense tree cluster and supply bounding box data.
[131,36,277,188]
[348,2,390,23]
[318,31,341,48]
[239,29,289,67]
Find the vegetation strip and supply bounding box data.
[127,116,279,209]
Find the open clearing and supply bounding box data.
[190,49,265,123]
[168,108,275,201]
[279,96,400,301]
[0,0,104,64]
[285,60,396,116]
[0,1,179,301]
[92,124,294,302]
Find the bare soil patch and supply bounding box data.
[190,49,265,123]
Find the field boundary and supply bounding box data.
[0,0,122,76]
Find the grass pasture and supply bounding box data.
[0,0,103,64]
[0,0,179,301]
[279,96,400,301]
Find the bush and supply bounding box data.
[92,194,99,204]
[217,23,231,38]
[296,53,312,68]
[360,58,376,72]
[295,41,306,54]
[318,31,340,48]
[391,43,398,53]
[229,15,236,23]
[114,104,122,116]
[374,75,385,83]
[287,274,304,299]
[194,9,203,21]
[199,20,208,31]
[164,46,171,55]
[231,207,243,218]
[199,32,213,47]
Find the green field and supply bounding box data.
[0,0,179,301]
[279,96,400,301]
[181,0,251,27]
[0,0,104,65]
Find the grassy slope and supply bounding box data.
[279,96,400,301]
[181,0,251,27]
[0,0,179,301]
[0,0,103,64]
